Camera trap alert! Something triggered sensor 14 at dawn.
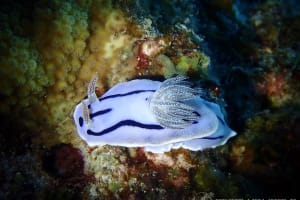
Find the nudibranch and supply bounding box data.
[73,75,236,153]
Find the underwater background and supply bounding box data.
[0,0,299,199]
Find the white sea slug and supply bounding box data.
[73,75,236,153]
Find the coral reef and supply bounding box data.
[229,105,300,196]
[1,0,300,199]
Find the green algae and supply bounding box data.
[108,182,123,193]
[175,52,210,77]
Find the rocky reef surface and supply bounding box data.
[0,0,299,199]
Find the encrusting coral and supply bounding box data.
[0,0,142,138]
[0,29,47,111]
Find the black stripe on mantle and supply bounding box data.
[87,119,164,136]
[201,135,224,140]
[90,108,112,119]
[99,89,155,101]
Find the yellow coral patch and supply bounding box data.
[0,0,142,147]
